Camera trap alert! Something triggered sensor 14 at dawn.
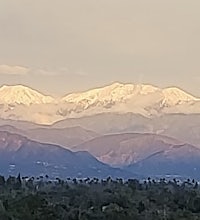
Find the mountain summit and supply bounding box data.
[62,82,198,105]
[62,83,160,104]
[162,87,198,106]
[0,83,199,124]
[60,82,199,117]
[0,85,54,105]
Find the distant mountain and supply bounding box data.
[60,82,199,118]
[62,83,159,105]
[0,85,54,105]
[1,111,199,152]
[126,144,200,179]
[0,131,132,179]
[0,85,58,124]
[0,129,199,179]
[73,132,200,179]
[26,126,99,148]
[0,125,99,148]
[0,118,45,129]
[73,133,184,166]
[52,112,151,133]
[1,83,200,179]
[62,82,197,108]
[53,112,200,148]
[0,83,199,124]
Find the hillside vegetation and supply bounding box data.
[0,175,200,219]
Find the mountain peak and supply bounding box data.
[0,83,199,123]
[59,82,200,119]
[0,84,54,105]
[62,82,160,104]
[162,87,198,106]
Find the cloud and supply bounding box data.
[0,65,30,75]
[0,65,89,79]
[32,67,70,76]
[33,69,58,76]
[34,67,89,77]
[0,65,60,76]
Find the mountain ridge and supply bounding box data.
[0,83,199,124]
[62,82,198,107]
[73,132,187,166]
[0,84,54,105]
[0,130,133,178]
[0,83,198,105]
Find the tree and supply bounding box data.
[0,175,5,187]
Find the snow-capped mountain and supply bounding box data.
[0,85,54,105]
[61,83,159,105]
[162,87,198,106]
[62,82,198,106]
[60,82,199,118]
[0,83,199,124]
[0,83,199,179]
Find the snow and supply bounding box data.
[0,83,199,124]
[61,82,198,110]
[162,87,198,106]
[62,83,160,105]
[1,83,197,108]
[0,85,55,105]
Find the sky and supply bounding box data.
[0,0,200,97]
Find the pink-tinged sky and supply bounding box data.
[0,0,200,96]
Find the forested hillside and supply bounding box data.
[0,175,200,219]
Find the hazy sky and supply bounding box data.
[0,0,200,96]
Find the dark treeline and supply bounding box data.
[0,175,200,219]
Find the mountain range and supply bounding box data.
[0,83,200,179]
[73,133,200,179]
[1,128,200,179]
[73,133,183,166]
[0,83,199,124]
[0,131,133,179]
